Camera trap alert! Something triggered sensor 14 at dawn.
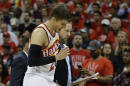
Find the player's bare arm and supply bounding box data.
[28,28,69,66]
[31,28,48,46]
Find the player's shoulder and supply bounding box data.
[30,24,48,45]
[32,25,47,36]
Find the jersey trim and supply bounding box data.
[41,39,59,51]
[43,23,56,38]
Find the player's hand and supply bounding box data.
[56,47,69,61]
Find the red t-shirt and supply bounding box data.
[72,16,85,32]
[9,42,17,54]
[90,25,103,40]
[70,48,91,77]
[0,41,17,54]
[82,57,113,86]
[0,0,11,11]
[101,2,117,17]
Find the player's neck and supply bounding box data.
[44,20,55,34]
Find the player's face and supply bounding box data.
[59,23,72,41]
[54,19,68,33]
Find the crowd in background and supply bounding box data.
[0,0,130,86]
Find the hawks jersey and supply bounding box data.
[26,23,59,76]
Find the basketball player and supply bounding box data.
[23,3,71,86]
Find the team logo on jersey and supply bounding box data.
[71,55,86,69]
[87,62,99,73]
[42,40,59,57]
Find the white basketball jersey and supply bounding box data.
[26,23,59,77]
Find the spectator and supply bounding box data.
[2,32,17,54]
[118,1,130,19]
[101,0,117,18]
[67,0,81,14]
[1,44,13,72]
[35,18,42,26]
[112,44,130,86]
[113,31,128,74]
[97,19,110,44]
[72,11,85,32]
[80,20,91,49]
[0,23,19,46]
[70,33,91,78]
[107,17,130,49]
[41,7,48,23]
[91,3,100,14]
[0,57,9,85]
[0,0,11,11]
[109,7,118,18]
[75,2,85,19]
[21,0,33,13]
[2,9,11,25]
[11,7,23,25]
[18,11,36,36]
[86,2,100,16]
[80,28,90,49]
[90,11,103,42]
[10,38,29,86]
[90,11,102,30]
[102,43,114,61]
[82,40,113,86]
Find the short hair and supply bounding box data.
[93,3,100,8]
[49,3,71,22]
[73,32,82,39]
[76,2,83,7]
[24,11,32,17]
[111,17,121,25]
[94,11,102,16]
[22,36,29,49]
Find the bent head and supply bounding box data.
[49,3,71,32]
